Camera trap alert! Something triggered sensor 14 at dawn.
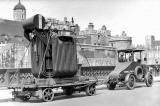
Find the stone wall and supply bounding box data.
[0,43,31,69]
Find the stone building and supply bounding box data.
[0,19,31,68]
[77,44,116,66]
[0,1,30,69]
[79,23,111,46]
[79,23,132,49]
[109,31,132,50]
[145,35,156,50]
[77,23,132,66]
[145,35,160,65]
[13,0,26,21]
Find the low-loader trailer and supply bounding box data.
[0,14,97,102]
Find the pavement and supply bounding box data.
[153,76,160,82]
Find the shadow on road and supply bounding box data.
[109,84,148,91]
[0,92,100,103]
[154,80,160,83]
[0,98,12,103]
[134,85,147,89]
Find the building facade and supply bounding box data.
[13,0,26,21]
[0,1,30,69]
[79,23,132,49]
[145,35,155,50]
[77,44,116,66]
[0,43,31,68]
[79,23,111,46]
[77,23,132,66]
[0,19,31,69]
[145,35,160,65]
[109,31,132,50]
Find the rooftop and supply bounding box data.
[0,19,28,44]
[13,0,26,10]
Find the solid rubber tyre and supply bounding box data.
[125,74,135,90]
[42,88,54,102]
[145,72,153,87]
[19,95,31,101]
[107,83,116,90]
[86,85,96,96]
[134,66,143,80]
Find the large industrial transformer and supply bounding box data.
[23,14,78,78]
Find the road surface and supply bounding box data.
[0,80,160,106]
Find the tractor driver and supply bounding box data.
[129,53,134,62]
[119,53,125,62]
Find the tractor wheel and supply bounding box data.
[135,66,143,80]
[63,87,74,96]
[107,83,116,90]
[145,72,153,87]
[42,88,54,102]
[19,95,31,101]
[125,74,135,90]
[86,85,96,96]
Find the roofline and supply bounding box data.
[117,48,145,53]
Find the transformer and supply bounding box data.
[22,14,78,78]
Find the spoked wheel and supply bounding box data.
[63,87,74,96]
[125,74,135,90]
[42,88,54,102]
[145,72,153,87]
[107,83,116,90]
[86,85,96,96]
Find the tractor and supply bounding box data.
[106,48,153,90]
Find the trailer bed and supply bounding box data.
[8,79,97,89]
[0,68,97,89]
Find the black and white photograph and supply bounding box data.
[0,0,160,106]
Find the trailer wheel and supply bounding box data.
[125,74,135,90]
[107,83,116,90]
[145,72,153,87]
[42,88,54,102]
[12,97,16,101]
[12,91,16,101]
[86,85,96,96]
[63,87,74,96]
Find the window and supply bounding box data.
[111,43,113,47]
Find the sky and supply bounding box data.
[0,0,160,45]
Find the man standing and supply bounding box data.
[155,60,159,77]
